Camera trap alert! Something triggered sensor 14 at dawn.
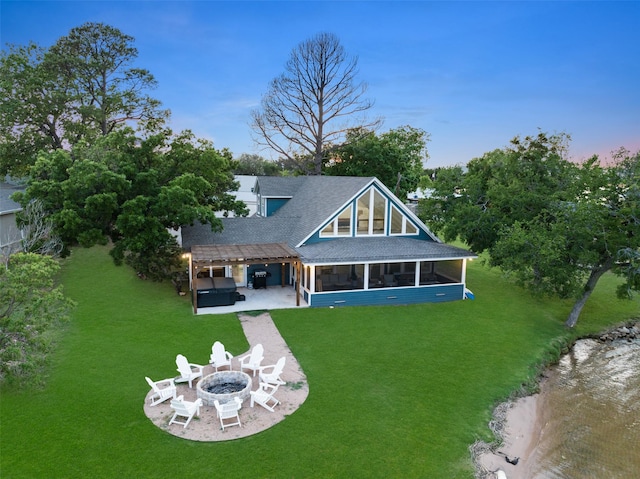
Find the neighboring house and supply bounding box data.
[213,175,258,218]
[405,186,433,214]
[181,176,476,310]
[232,175,258,217]
[0,181,25,258]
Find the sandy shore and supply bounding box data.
[143,312,309,441]
[475,391,545,479]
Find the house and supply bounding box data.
[0,181,25,259]
[181,176,476,311]
[215,175,258,218]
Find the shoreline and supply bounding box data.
[474,391,545,479]
[472,320,640,479]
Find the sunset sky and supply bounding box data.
[2,1,639,167]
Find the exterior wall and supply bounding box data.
[247,263,289,288]
[266,198,289,217]
[306,227,433,244]
[306,283,465,308]
[216,175,257,217]
[1,181,25,257]
[0,211,23,257]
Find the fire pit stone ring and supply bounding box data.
[196,371,252,406]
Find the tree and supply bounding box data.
[15,199,63,258]
[251,32,380,175]
[420,132,639,327]
[324,126,429,199]
[234,153,282,176]
[0,43,68,177]
[421,133,575,252]
[0,253,75,388]
[0,22,168,177]
[13,128,248,281]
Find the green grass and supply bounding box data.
[1,246,637,478]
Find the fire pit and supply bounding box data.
[196,371,252,406]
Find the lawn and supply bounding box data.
[1,245,637,478]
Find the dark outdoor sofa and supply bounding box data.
[194,277,238,307]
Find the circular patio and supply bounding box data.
[143,312,309,441]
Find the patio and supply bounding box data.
[194,284,308,315]
[143,312,309,441]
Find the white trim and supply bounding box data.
[296,178,377,247]
[298,178,441,247]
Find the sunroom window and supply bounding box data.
[357,188,386,236]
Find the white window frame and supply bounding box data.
[356,187,387,236]
[389,204,419,236]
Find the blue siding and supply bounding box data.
[266,198,289,216]
[305,229,432,244]
[308,284,464,307]
[247,263,288,287]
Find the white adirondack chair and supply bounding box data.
[210,341,233,371]
[169,395,203,428]
[250,382,280,412]
[145,376,177,406]
[213,397,243,430]
[175,354,204,388]
[238,343,264,377]
[259,356,286,386]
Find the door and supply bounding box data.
[230,264,246,287]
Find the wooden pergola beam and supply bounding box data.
[191,243,299,266]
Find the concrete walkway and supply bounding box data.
[143,312,309,441]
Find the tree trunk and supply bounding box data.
[565,258,614,328]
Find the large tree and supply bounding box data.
[420,132,639,327]
[251,32,380,175]
[0,22,168,177]
[324,125,429,199]
[0,43,68,177]
[13,128,247,281]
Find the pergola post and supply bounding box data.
[296,261,301,306]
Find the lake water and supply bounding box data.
[522,336,640,478]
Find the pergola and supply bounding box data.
[189,243,302,311]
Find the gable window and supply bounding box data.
[321,204,352,237]
[390,205,403,234]
[357,188,386,236]
[390,204,418,235]
[337,206,351,235]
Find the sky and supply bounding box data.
[1,1,639,168]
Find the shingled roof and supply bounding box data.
[180,176,474,265]
[297,237,475,264]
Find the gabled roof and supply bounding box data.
[180,175,475,264]
[255,176,308,198]
[182,217,293,249]
[264,176,375,247]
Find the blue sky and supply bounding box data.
[2,1,639,168]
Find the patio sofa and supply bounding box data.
[194,277,238,307]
